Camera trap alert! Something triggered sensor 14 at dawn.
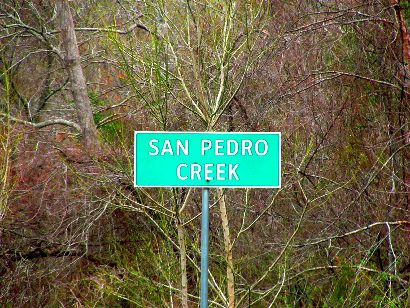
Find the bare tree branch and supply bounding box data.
[0,112,81,131]
[45,24,150,35]
[293,221,410,247]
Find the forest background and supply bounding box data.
[0,0,410,306]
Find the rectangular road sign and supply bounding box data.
[134,132,281,188]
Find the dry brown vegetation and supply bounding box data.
[1,0,409,306]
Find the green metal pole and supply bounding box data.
[200,188,210,308]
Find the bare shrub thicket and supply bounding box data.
[1,0,409,306]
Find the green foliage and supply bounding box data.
[89,91,124,144]
[93,112,124,143]
[329,265,357,306]
[277,257,410,308]
[323,25,360,71]
[89,90,105,107]
[402,1,410,22]
[338,26,359,71]
[283,279,314,307]
[83,206,185,306]
[108,21,171,129]
[339,132,370,173]
[90,237,180,306]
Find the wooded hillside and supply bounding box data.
[1,0,409,306]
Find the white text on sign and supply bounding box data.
[146,138,269,182]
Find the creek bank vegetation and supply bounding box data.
[1,0,409,306]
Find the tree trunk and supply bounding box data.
[217,188,235,308]
[176,220,188,308]
[56,0,99,152]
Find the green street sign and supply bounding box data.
[134,132,281,188]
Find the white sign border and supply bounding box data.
[134,131,281,188]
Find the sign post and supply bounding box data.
[134,132,281,307]
[200,188,209,308]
